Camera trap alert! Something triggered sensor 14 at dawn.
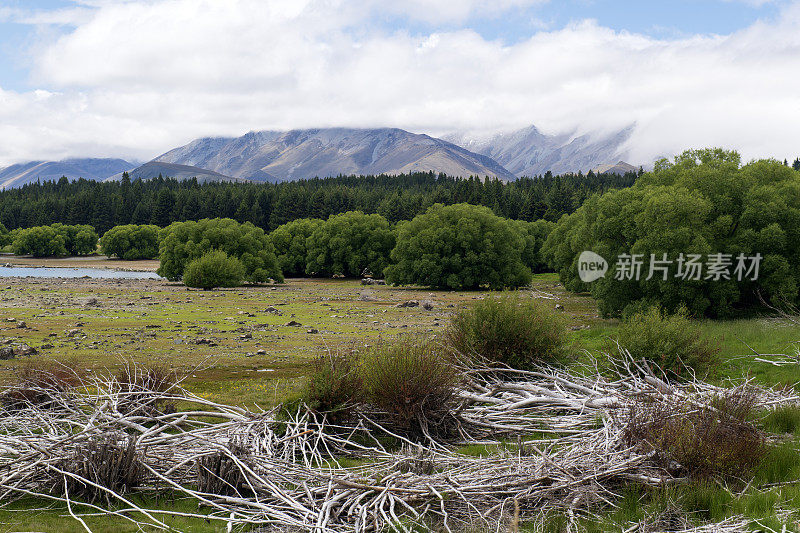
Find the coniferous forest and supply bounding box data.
[0,170,638,233]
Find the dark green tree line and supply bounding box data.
[0,171,637,234]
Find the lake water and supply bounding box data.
[0,266,162,280]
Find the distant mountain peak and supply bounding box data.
[443,124,634,177]
[153,127,517,182]
[106,161,249,183]
[592,160,638,175]
[0,157,135,190]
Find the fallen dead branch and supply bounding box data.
[0,352,795,532]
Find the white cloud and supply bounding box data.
[1,0,800,167]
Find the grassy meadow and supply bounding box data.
[2,266,800,531]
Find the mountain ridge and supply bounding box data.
[0,158,135,190]
[153,127,518,182]
[442,125,633,177]
[105,161,249,184]
[0,125,639,190]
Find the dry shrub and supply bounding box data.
[446,294,569,370]
[624,389,765,481]
[302,345,363,421]
[113,363,178,417]
[55,434,142,503]
[360,338,458,437]
[1,360,81,410]
[197,441,251,496]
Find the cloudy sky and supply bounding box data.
[0,0,797,167]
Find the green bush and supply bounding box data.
[542,148,800,317]
[385,203,532,290]
[446,295,569,370]
[100,224,160,260]
[512,219,555,273]
[12,226,68,257]
[305,211,395,278]
[269,218,324,277]
[360,339,458,435]
[0,223,9,247]
[51,223,99,256]
[182,250,245,290]
[11,224,98,257]
[158,218,283,283]
[615,306,719,380]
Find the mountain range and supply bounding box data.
[443,125,633,177]
[0,125,634,189]
[153,128,517,182]
[0,158,135,190]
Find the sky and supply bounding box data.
[0,0,797,166]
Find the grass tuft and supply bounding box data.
[446,294,570,370]
[361,338,458,438]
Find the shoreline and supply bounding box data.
[0,254,159,272]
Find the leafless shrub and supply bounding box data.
[396,445,437,475]
[624,388,766,480]
[1,360,81,411]
[54,434,142,503]
[112,362,178,417]
[197,441,252,496]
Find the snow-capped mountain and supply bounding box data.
[443,125,633,177]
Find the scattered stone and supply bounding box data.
[264,306,283,316]
[285,320,302,327]
[420,300,436,311]
[195,338,218,346]
[5,318,15,323]
[246,352,255,357]
[555,304,564,310]
[359,291,378,302]
[15,321,27,329]
[3,343,37,358]
[66,329,82,337]
[81,296,99,306]
[257,348,267,355]
[307,328,319,334]
[396,300,419,308]
[40,343,54,349]
[240,333,253,340]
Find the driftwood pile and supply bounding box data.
[0,354,795,532]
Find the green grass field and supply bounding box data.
[2,272,800,531]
